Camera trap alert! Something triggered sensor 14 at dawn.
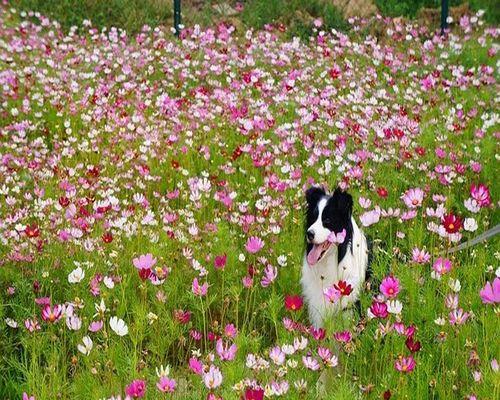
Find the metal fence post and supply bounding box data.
[440,0,449,35]
[174,0,181,37]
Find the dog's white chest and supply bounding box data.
[301,219,368,328]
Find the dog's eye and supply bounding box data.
[324,218,331,224]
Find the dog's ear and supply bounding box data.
[305,186,326,206]
[331,187,353,216]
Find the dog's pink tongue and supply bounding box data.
[307,244,323,266]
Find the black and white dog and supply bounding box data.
[301,186,369,328]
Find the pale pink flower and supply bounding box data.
[216,339,237,361]
[192,278,208,296]
[245,236,264,253]
[203,364,223,389]
[401,188,424,208]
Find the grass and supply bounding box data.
[0,3,499,400]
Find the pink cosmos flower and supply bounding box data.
[261,265,277,287]
[401,188,424,208]
[433,258,452,275]
[412,247,430,264]
[224,323,238,338]
[302,355,320,370]
[245,236,264,253]
[88,320,103,332]
[449,308,469,325]
[395,356,416,373]
[380,276,400,299]
[157,376,176,393]
[23,394,35,400]
[125,379,146,398]
[133,253,157,270]
[479,277,500,304]
[133,254,156,281]
[334,330,352,343]
[327,229,346,244]
[470,184,491,207]
[41,304,63,323]
[323,286,341,303]
[216,339,237,361]
[192,278,208,296]
[360,208,381,227]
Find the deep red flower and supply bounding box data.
[173,309,191,324]
[441,213,462,234]
[102,232,113,243]
[58,196,70,207]
[25,224,40,238]
[284,295,303,311]
[383,390,392,400]
[309,326,326,340]
[244,387,264,400]
[377,187,388,198]
[334,280,353,296]
[138,268,151,281]
[405,336,422,353]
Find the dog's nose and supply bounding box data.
[306,229,315,241]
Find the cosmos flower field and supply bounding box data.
[0,5,499,400]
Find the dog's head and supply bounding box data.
[305,186,353,266]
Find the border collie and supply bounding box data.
[301,186,369,328]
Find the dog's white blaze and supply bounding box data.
[308,198,330,244]
[301,217,368,328]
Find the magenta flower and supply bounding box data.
[470,184,491,207]
[370,301,389,319]
[189,357,203,375]
[395,355,416,373]
[41,304,63,323]
[245,236,264,253]
[157,376,176,393]
[334,330,352,343]
[380,276,400,299]
[214,253,227,270]
[125,379,146,398]
[479,278,500,304]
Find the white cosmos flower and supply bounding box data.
[66,315,82,331]
[448,278,461,293]
[103,276,115,289]
[464,218,478,232]
[434,316,446,326]
[5,318,18,328]
[77,336,93,355]
[68,267,85,284]
[109,316,128,336]
[387,300,403,314]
